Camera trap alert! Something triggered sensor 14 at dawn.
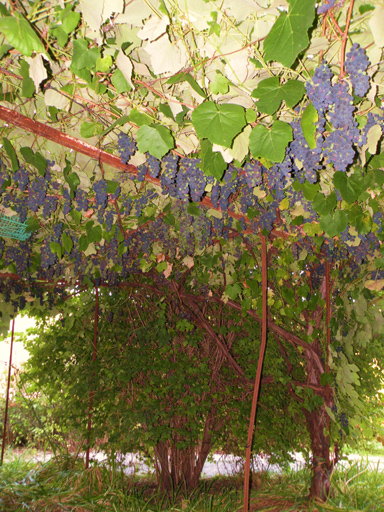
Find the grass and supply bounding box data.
[1,451,384,511]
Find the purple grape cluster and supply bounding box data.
[243,161,263,188]
[43,196,58,219]
[27,176,47,212]
[63,188,71,215]
[317,0,337,14]
[14,167,29,191]
[137,163,147,182]
[323,130,356,172]
[110,185,121,200]
[117,133,137,164]
[75,189,89,211]
[306,63,333,113]
[182,158,206,202]
[345,43,370,97]
[93,179,108,208]
[121,194,132,216]
[133,189,156,217]
[146,153,160,178]
[4,244,29,274]
[104,209,115,231]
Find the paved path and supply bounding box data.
[9,450,384,477]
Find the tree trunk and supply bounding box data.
[303,405,332,501]
[153,410,216,492]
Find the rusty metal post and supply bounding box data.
[1,317,16,465]
[243,233,268,512]
[85,286,99,469]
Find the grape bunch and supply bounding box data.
[306,62,333,113]
[43,196,58,219]
[317,0,337,14]
[117,133,137,164]
[75,189,89,211]
[27,176,47,212]
[93,179,108,208]
[182,158,206,202]
[243,161,263,188]
[345,43,370,97]
[104,209,115,232]
[146,153,160,178]
[63,188,71,215]
[160,153,179,197]
[14,167,29,191]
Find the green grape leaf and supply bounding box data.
[66,172,80,191]
[264,0,317,68]
[71,39,100,70]
[187,203,201,216]
[70,209,82,225]
[111,69,131,93]
[50,242,62,259]
[319,210,348,237]
[80,121,103,138]
[249,121,293,163]
[0,12,45,56]
[167,72,206,98]
[333,171,365,204]
[95,55,112,72]
[2,137,19,171]
[301,102,318,149]
[312,192,337,215]
[192,101,246,148]
[129,108,152,127]
[225,283,242,300]
[209,72,230,95]
[19,60,35,98]
[199,139,227,181]
[20,147,47,176]
[136,125,174,159]
[251,77,305,115]
[60,9,80,34]
[348,207,372,235]
[50,26,68,47]
[62,232,73,253]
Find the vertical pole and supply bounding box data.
[85,286,99,469]
[1,317,16,465]
[243,233,268,512]
[325,260,331,463]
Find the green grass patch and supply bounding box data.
[1,453,384,511]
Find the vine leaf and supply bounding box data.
[249,121,293,163]
[301,102,318,149]
[333,171,365,204]
[199,139,227,181]
[71,39,100,70]
[19,60,35,98]
[137,125,174,159]
[264,0,317,68]
[0,12,45,56]
[167,72,206,98]
[312,192,337,215]
[251,77,305,115]
[319,210,347,237]
[2,137,18,171]
[80,121,103,138]
[192,101,246,148]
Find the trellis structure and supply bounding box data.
[1,0,384,509]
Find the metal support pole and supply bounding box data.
[243,234,268,512]
[85,287,99,469]
[1,317,16,465]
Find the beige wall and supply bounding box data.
[0,316,34,394]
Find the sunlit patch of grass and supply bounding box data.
[0,454,241,512]
[2,452,384,512]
